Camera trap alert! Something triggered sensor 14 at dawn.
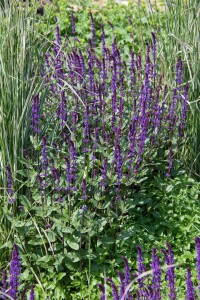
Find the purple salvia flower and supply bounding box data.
[150,248,161,300]
[195,237,200,290]
[42,136,48,177]
[98,284,106,300]
[93,127,100,150]
[29,285,34,300]
[21,286,27,300]
[166,146,173,177]
[136,245,146,288]
[71,110,79,137]
[176,57,183,92]
[106,278,119,300]
[185,268,195,300]
[82,205,87,212]
[1,269,7,299]
[5,165,14,203]
[100,157,108,188]
[134,116,148,173]
[161,243,176,300]
[90,12,96,48]
[8,244,21,300]
[55,24,62,48]
[37,173,43,190]
[122,257,133,300]
[179,84,189,136]
[71,13,76,35]
[31,94,40,134]
[151,32,157,78]
[5,165,15,203]
[118,270,125,299]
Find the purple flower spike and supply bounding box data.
[31,94,40,134]
[106,278,119,300]
[136,246,146,290]
[55,24,61,47]
[5,165,14,203]
[122,257,133,300]
[185,268,195,300]
[195,237,200,290]
[29,285,35,300]
[150,248,161,300]
[100,157,108,188]
[176,57,183,91]
[8,244,21,300]
[161,243,176,300]
[118,270,125,299]
[98,283,106,300]
[21,286,28,300]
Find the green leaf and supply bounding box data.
[67,237,79,250]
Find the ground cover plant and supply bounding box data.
[1,1,200,299]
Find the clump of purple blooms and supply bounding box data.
[0,244,34,300]
[25,16,189,211]
[99,237,200,300]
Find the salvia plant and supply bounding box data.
[2,12,191,297]
[13,14,188,210]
